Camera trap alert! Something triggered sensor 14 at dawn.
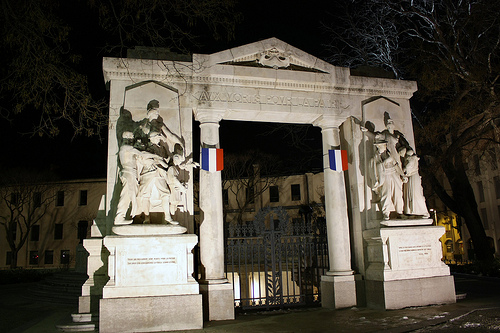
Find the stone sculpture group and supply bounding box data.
[115,99,194,225]
[369,118,429,220]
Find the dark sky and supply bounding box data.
[2,1,335,180]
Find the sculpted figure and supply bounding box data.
[136,131,180,224]
[401,148,430,218]
[166,154,189,216]
[134,99,183,160]
[380,118,409,169]
[115,131,141,225]
[114,100,190,226]
[370,137,406,220]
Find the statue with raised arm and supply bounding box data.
[134,99,184,160]
[115,99,192,226]
[380,117,409,169]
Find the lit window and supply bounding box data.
[445,240,453,253]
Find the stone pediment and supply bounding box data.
[196,37,334,74]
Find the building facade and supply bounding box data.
[426,145,500,261]
[5,170,489,270]
[0,179,105,269]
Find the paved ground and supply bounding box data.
[2,273,500,333]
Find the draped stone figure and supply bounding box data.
[369,137,406,220]
[115,131,141,225]
[400,147,430,218]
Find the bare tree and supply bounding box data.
[0,169,59,268]
[0,0,240,137]
[222,151,282,225]
[324,0,500,261]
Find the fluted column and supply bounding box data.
[195,110,226,282]
[193,109,234,321]
[314,115,357,309]
[315,116,353,275]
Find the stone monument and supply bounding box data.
[67,39,456,332]
[99,95,200,332]
[343,101,455,309]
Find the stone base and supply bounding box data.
[78,294,101,314]
[99,294,202,333]
[321,275,357,309]
[200,282,235,321]
[365,275,456,309]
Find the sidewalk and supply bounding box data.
[3,274,500,333]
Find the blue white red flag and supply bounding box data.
[328,149,348,171]
[201,148,224,172]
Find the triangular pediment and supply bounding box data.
[198,37,335,74]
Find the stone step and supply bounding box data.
[56,322,97,332]
[56,313,99,332]
[71,313,98,323]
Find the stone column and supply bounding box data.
[314,116,357,309]
[194,110,235,321]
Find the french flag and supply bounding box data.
[201,148,224,172]
[328,149,348,171]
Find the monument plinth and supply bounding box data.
[100,232,202,332]
[363,220,455,309]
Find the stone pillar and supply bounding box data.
[314,116,357,309]
[194,110,235,321]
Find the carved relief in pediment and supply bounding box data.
[258,48,290,69]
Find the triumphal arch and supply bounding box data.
[75,38,455,332]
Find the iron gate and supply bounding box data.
[225,207,329,310]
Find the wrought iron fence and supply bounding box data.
[225,207,329,310]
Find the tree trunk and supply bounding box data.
[441,154,494,262]
[9,251,18,269]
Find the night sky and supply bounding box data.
[1,1,335,180]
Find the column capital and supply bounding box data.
[312,115,346,130]
[193,109,227,124]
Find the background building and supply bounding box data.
[0,179,105,269]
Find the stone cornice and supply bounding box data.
[103,58,417,99]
